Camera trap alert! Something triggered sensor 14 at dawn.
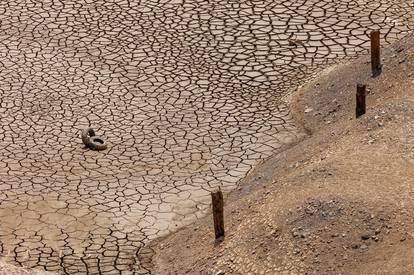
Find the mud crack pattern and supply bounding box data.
[0,0,413,274]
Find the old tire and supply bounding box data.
[88,136,107,151]
[81,128,96,146]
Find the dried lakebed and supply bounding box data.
[0,0,413,274]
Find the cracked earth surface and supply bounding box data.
[0,0,413,274]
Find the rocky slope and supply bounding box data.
[150,33,414,274]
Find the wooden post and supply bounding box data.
[370,30,381,76]
[356,84,366,118]
[211,190,224,240]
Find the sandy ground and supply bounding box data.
[150,33,414,274]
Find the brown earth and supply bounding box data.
[150,34,414,274]
[0,260,54,275]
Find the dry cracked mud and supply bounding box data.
[0,0,413,274]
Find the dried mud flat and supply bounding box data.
[151,34,414,274]
[0,0,414,274]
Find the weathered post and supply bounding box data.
[356,84,366,118]
[370,30,381,76]
[211,190,224,241]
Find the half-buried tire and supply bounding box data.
[81,127,96,146]
[88,136,107,151]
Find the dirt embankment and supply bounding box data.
[150,34,414,274]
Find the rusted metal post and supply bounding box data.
[356,84,366,118]
[370,30,381,76]
[211,190,224,240]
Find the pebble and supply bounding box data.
[361,232,372,240]
[351,243,360,249]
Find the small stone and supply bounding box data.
[361,232,371,240]
[351,243,360,249]
[360,244,368,250]
[304,107,313,113]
